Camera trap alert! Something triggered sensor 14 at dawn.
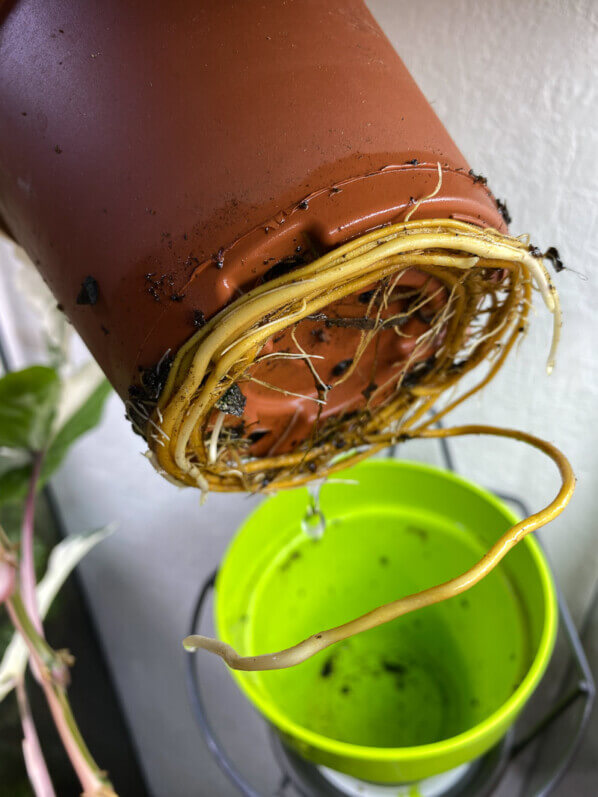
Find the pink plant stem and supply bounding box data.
[20,452,44,636]
[15,676,57,797]
[6,596,115,796]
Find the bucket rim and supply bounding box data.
[216,458,558,763]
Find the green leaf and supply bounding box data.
[0,366,59,451]
[0,466,30,506]
[41,379,112,480]
[0,378,111,506]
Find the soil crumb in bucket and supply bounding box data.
[406,526,429,541]
[280,550,302,572]
[294,636,465,748]
[382,660,407,676]
[320,656,335,678]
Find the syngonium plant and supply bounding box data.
[0,255,116,796]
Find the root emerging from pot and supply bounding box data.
[183,425,575,671]
[140,219,561,494]
[132,215,571,673]
[183,424,574,670]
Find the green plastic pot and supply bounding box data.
[215,460,557,784]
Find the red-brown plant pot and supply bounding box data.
[0,0,505,462]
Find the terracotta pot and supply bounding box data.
[0,0,505,455]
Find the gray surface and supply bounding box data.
[549,590,598,797]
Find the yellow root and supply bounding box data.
[183,424,574,670]
[141,219,560,493]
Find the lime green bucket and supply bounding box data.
[215,460,557,784]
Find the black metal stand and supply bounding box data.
[185,437,595,797]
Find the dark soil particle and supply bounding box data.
[215,383,246,417]
[298,199,309,210]
[213,248,225,269]
[280,551,302,571]
[100,325,110,335]
[528,245,542,258]
[260,471,276,488]
[132,353,173,402]
[76,275,99,305]
[362,382,377,400]
[56,303,64,312]
[468,169,488,185]
[307,461,317,473]
[358,289,376,304]
[192,309,206,328]
[331,358,353,377]
[340,685,351,695]
[496,198,512,225]
[544,246,564,272]
[126,352,174,436]
[169,293,185,302]
[320,656,334,678]
[382,661,406,675]
[311,327,329,344]
[54,145,62,154]
[145,272,176,302]
[405,158,418,165]
[407,526,429,541]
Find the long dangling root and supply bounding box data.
[183,424,574,671]
[143,219,561,493]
